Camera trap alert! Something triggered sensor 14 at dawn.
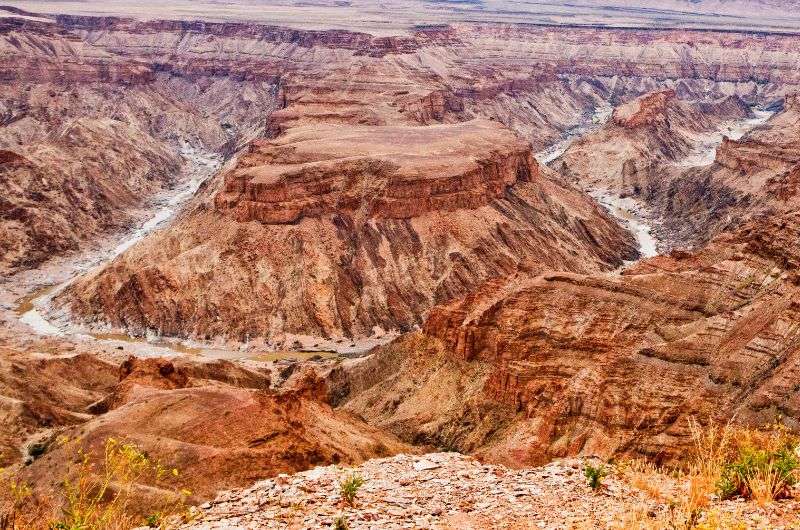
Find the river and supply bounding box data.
[537,104,775,264]
[9,103,776,353]
[678,109,775,167]
[10,145,226,358]
[8,144,391,360]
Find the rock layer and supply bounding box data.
[341,210,800,465]
[61,153,635,342]
[215,121,536,224]
[557,91,800,248]
[10,352,409,515]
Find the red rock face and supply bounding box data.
[612,90,677,128]
[7,7,800,486]
[215,121,537,224]
[343,211,800,465]
[61,157,635,342]
[9,350,409,511]
[340,94,800,465]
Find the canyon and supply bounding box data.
[2,3,800,527]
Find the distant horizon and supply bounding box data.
[5,0,800,35]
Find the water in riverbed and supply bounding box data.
[15,145,222,351]
[535,105,612,165]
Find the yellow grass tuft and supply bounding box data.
[0,437,192,530]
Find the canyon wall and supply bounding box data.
[342,209,800,464]
[558,91,800,248]
[4,13,800,274]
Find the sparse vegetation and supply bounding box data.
[618,418,800,529]
[0,437,192,530]
[715,424,799,504]
[333,514,350,530]
[0,461,35,530]
[585,463,608,490]
[339,473,365,506]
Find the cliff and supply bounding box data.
[341,211,800,464]
[214,121,536,223]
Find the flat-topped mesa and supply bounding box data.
[214,120,538,224]
[612,90,677,128]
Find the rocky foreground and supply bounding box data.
[184,452,800,529]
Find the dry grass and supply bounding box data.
[620,459,670,503]
[618,418,799,529]
[0,437,193,530]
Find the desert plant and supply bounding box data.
[54,437,156,529]
[333,514,349,530]
[715,428,799,504]
[0,464,34,530]
[1,437,190,530]
[584,463,608,490]
[339,473,364,506]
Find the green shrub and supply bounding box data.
[339,473,364,506]
[716,443,799,501]
[584,463,608,490]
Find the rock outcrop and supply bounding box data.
[184,452,800,529]
[5,9,800,272]
[59,131,636,342]
[0,348,118,466]
[341,210,800,465]
[556,90,800,248]
[10,351,409,514]
[5,9,800,520]
[215,121,536,223]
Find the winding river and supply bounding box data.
[537,104,775,263]
[11,145,224,357]
[9,103,776,355]
[8,144,391,359]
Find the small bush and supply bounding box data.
[0,465,34,528]
[0,437,190,530]
[716,432,799,504]
[333,514,349,530]
[584,463,608,490]
[339,473,364,506]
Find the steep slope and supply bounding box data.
[4,10,800,507]
[0,347,117,466]
[8,354,410,518]
[0,17,280,273]
[26,11,800,345]
[555,90,753,191]
[340,208,800,465]
[5,13,800,274]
